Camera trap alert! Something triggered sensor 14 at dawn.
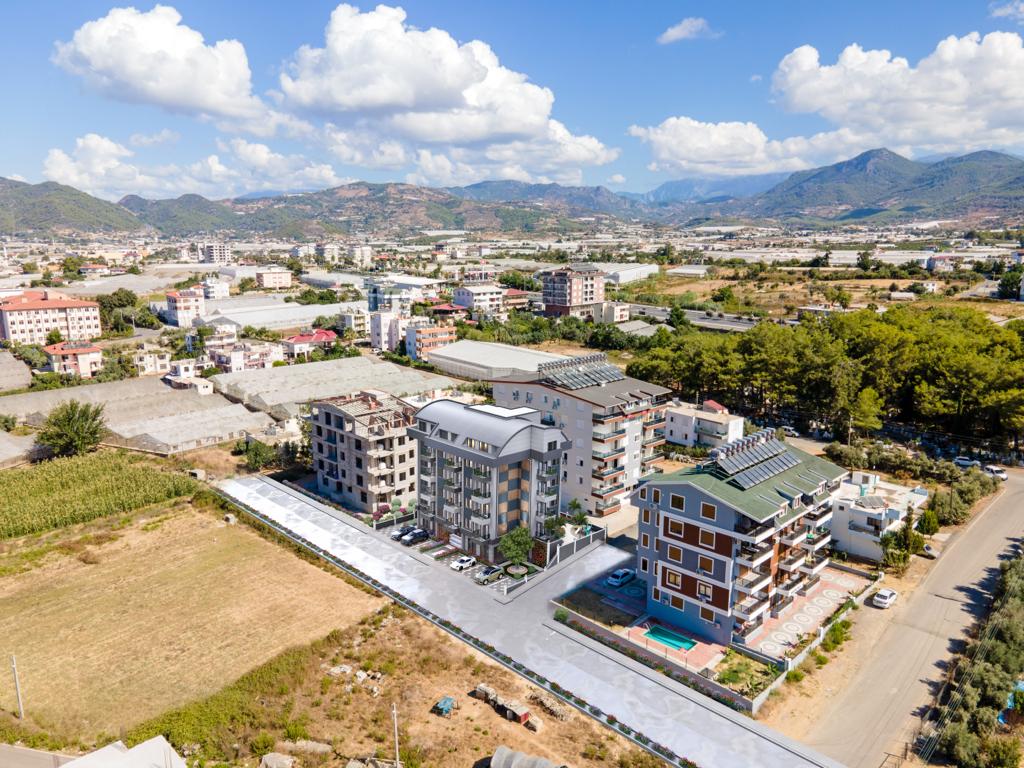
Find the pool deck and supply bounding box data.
[625,617,726,672]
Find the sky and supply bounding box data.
[3,1,1024,200]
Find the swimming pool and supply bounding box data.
[644,624,697,651]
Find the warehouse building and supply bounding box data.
[425,340,566,380]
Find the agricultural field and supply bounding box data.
[0,504,386,742]
[0,451,197,539]
[125,602,662,768]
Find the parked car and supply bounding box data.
[984,464,1008,481]
[605,568,635,587]
[953,456,981,469]
[450,555,477,572]
[400,528,429,546]
[390,524,416,541]
[921,544,938,560]
[474,565,504,584]
[872,588,899,609]
[781,425,800,438]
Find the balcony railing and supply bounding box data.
[802,531,831,552]
[781,528,807,547]
[734,567,771,594]
[592,482,625,498]
[736,540,773,568]
[733,592,770,620]
[779,550,807,572]
[800,555,830,577]
[593,427,627,441]
[593,444,626,460]
[734,520,775,544]
[592,465,624,480]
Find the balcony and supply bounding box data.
[736,540,773,568]
[643,415,667,429]
[733,592,770,620]
[779,550,807,572]
[594,498,621,514]
[806,504,833,527]
[368,463,393,475]
[800,555,830,577]
[537,484,558,503]
[592,464,625,480]
[593,427,627,442]
[420,462,435,476]
[368,481,393,494]
[643,432,666,447]
[777,574,806,597]
[780,528,807,547]
[470,509,492,523]
[367,447,390,459]
[734,520,775,544]
[802,531,831,553]
[592,482,625,498]
[849,521,882,540]
[470,490,491,505]
[540,464,560,477]
[734,567,771,594]
[593,444,626,461]
[771,594,795,618]
[419,490,435,504]
[733,618,766,644]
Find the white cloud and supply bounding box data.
[992,2,1024,22]
[607,173,626,184]
[129,129,180,147]
[6,174,27,183]
[43,133,347,200]
[657,17,720,44]
[53,5,306,137]
[632,31,1024,176]
[749,74,763,83]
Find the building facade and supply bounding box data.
[453,283,506,319]
[665,402,745,449]
[202,277,231,300]
[633,430,847,646]
[256,267,293,290]
[339,309,370,339]
[282,328,337,359]
[200,243,233,264]
[208,341,285,372]
[132,346,171,376]
[0,291,102,345]
[166,287,206,328]
[311,390,418,514]
[493,354,669,516]
[406,323,457,361]
[43,340,104,378]
[542,264,605,318]
[409,400,569,562]
[829,471,928,562]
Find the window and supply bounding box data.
[699,529,716,549]
[665,570,681,588]
[670,494,685,511]
[700,502,717,521]
[640,557,649,573]
[653,489,661,504]
[641,533,650,548]
[698,555,714,574]
[667,519,683,537]
[667,545,682,563]
[653,588,660,601]
[700,607,715,623]
[639,487,647,500]
[671,595,684,610]
[697,581,713,600]
[642,508,650,524]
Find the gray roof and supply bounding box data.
[428,340,565,372]
[495,354,671,408]
[0,351,31,391]
[416,399,541,456]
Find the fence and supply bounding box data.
[544,525,607,568]
[210,486,698,768]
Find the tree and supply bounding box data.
[567,497,588,526]
[45,328,63,346]
[983,737,1021,768]
[917,507,940,536]
[244,440,277,471]
[0,414,15,431]
[38,400,106,457]
[497,526,533,566]
[850,387,884,436]
[997,268,1024,300]
[857,251,874,271]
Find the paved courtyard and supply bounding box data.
[219,475,844,768]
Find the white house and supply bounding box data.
[665,400,745,449]
[828,471,929,562]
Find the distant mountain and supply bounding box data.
[234,188,322,200]
[447,180,644,217]
[624,174,790,204]
[0,178,141,234]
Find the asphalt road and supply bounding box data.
[628,303,757,333]
[804,471,1024,768]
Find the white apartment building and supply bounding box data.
[829,471,929,562]
[132,345,172,376]
[493,354,670,516]
[310,389,418,514]
[370,312,431,352]
[665,401,745,449]
[0,291,102,345]
[43,340,104,379]
[340,309,370,339]
[349,244,374,269]
[290,244,316,259]
[208,340,285,372]
[256,266,293,290]
[200,243,233,264]
[315,242,343,264]
[166,287,206,328]
[202,277,231,300]
[453,283,506,319]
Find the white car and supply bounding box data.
[449,555,477,572]
[605,568,635,587]
[872,588,899,609]
[984,464,1008,481]
[953,456,981,470]
[781,426,800,438]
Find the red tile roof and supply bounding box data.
[43,341,101,356]
[504,288,529,296]
[284,329,337,344]
[702,399,727,413]
[0,291,99,312]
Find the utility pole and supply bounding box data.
[392,702,401,767]
[10,655,24,719]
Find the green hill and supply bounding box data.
[0,178,141,234]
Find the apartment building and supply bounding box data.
[665,401,745,449]
[462,264,498,283]
[208,340,284,372]
[406,323,457,361]
[166,287,206,328]
[348,244,374,269]
[132,345,171,376]
[200,243,233,264]
[0,291,102,345]
[829,471,928,562]
[315,242,343,264]
[202,277,230,300]
[452,283,506,320]
[503,288,529,312]
[370,312,430,352]
[409,400,570,562]
[43,340,104,379]
[633,430,847,646]
[256,266,293,290]
[366,278,420,313]
[541,263,605,319]
[493,354,670,516]
[339,309,370,339]
[310,390,418,514]
[282,328,337,359]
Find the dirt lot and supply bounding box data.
[180,443,249,479]
[0,505,385,741]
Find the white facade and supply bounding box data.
[349,244,374,269]
[202,278,231,300]
[829,471,929,562]
[290,244,316,259]
[453,283,506,318]
[200,243,233,264]
[595,301,631,324]
[0,291,102,345]
[256,266,293,289]
[665,402,745,448]
[340,309,370,338]
[166,287,206,328]
[369,311,427,352]
[132,347,171,376]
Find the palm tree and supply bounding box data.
[38,400,106,457]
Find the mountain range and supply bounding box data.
[2,148,1024,236]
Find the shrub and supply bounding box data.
[785,668,805,684]
[553,607,569,623]
[250,732,275,757]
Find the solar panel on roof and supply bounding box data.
[543,359,625,390]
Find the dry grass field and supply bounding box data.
[0,506,385,741]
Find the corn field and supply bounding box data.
[0,452,198,540]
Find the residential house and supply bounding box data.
[492,354,670,516]
[200,243,232,264]
[0,290,102,345]
[409,400,570,562]
[131,345,171,376]
[166,287,206,328]
[282,328,338,359]
[208,340,285,372]
[453,283,507,320]
[43,340,104,379]
[665,401,745,449]
[503,288,530,312]
[829,471,928,562]
[255,266,293,290]
[310,390,418,514]
[370,312,430,352]
[633,430,848,646]
[340,309,370,339]
[202,277,231,300]
[78,263,110,277]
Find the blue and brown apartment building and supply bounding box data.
[633,429,848,646]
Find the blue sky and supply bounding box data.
[2,1,1023,199]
